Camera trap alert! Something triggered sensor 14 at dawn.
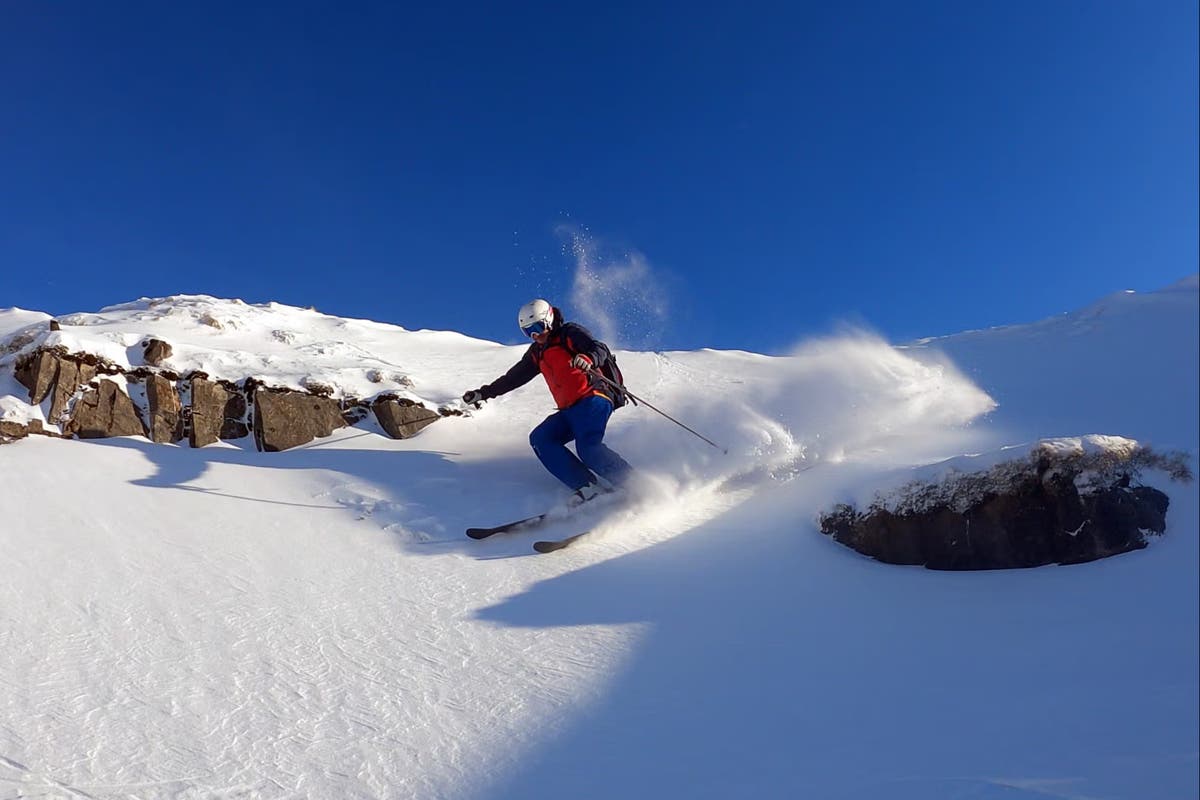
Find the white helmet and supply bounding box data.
[518,299,555,337]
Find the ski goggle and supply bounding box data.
[521,320,550,338]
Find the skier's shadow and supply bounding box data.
[87,434,558,552]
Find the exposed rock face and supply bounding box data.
[820,449,1180,570]
[189,378,249,447]
[144,373,183,443]
[66,379,147,439]
[7,345,441,452]
[48,359,97,424]
[15,348,62,403]
[253,389,346,452]
[219,390,250,440]
[15,348,99,423]
[143,338,173,367]
[189,377,225,447]
[373,397,439,439]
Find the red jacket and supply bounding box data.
[479,321,612,410]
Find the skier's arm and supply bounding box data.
[477,350,540,399]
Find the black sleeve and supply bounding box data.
[480,348,540,399]
[560,323,610,367]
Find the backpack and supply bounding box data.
[596,348,634,410]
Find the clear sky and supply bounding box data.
[3,2,1196,353]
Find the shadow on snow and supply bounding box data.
[473,480,1199,800]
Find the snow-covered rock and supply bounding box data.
[0,297,472,449]
[820,436,1191,569]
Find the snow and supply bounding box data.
[1,277,1196,799]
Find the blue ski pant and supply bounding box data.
[529,394,633,491]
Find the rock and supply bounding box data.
[219,389,250,440]
[820,470,1173,570]
[373,397,439,439]
[66,379,147,439]
[15,348,62,404]
[253,389,346,452]
[48,359,97,424]
[301,379,335,397]
[0,420,28,442]
[144,374,183,443]
[49,320,61,331]
[342,404,370,425]
[189,378,248,447]
[189,378,224,447]
[142,338,173,367]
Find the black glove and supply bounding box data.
[462,389,486,406]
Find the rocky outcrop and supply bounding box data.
[15,347,63,404]
[48,359,97,424]
[819,442,1190,570]
[144,373,183,443]
[7,345,446,452]
[373,397,440,439]
[188,378,224,447]
[253,389,347,452]
[65,379,147,439]
[188,377,249,447]
[15,348,105,424]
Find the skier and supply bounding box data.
[462,299,634,505]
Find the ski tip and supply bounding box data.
[466,528,494,540]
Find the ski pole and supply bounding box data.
[589,370,727,454]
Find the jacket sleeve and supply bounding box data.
[561,323,610,367]
[480,348,540,399]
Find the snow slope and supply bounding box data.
[1,278,1196,799]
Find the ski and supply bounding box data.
[466,487,618,540]
[465,512,550,540]
[533,531,590,553]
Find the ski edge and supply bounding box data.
[533,531,590,553]
[465,512,550,539]
[466,490,619,540]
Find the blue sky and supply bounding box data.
[3,2,1196,353]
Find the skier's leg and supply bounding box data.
[569,396,634,488]
[529,411,595,490]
